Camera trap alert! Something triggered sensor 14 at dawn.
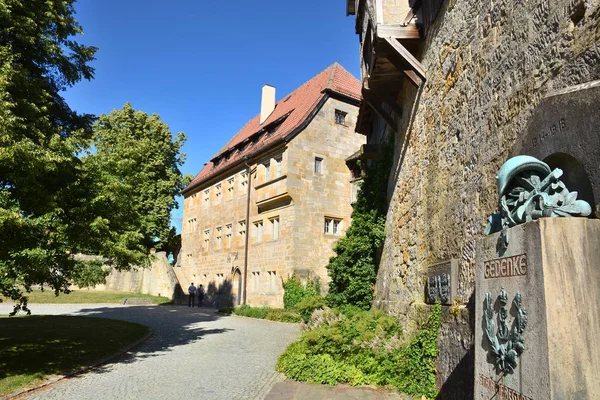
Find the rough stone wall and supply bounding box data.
[373,0,600,394]
[179,96,363,307]
[286,97,364,288]
[82,252,179,299]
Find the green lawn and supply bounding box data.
[2,290,172,305]
[0,315,149,396]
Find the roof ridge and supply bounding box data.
[326,62,339,90]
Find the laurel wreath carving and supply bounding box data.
[484,288,527,373]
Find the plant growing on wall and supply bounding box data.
[326,138,393,310]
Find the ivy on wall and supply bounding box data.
[326,138,394,310]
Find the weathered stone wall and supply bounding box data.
[82,252,180,299]
[373,0,600,394]
[178,96,363,307]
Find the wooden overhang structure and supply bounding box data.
[346,0,443,140]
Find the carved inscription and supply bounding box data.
[484,254,527,279]
[479,375,533,400]
[531,118,566,148]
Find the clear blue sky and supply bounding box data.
[63,0,360,233]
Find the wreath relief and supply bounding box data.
[484,288,528,373]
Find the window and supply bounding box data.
[225,224,232,248]
[238,220,246,243]
[203,189,210,205]
[264,161,271,182]
[215,226,222,249]
[189,193,197,207]
[203,229,211,250]
[314,157,323,174]
[216,273,224,287]
[187,217,197,233]
[240,171,248,189]
[335,109,347,125]
[275,156,282,178]
[215,183,222,201]
[253,221,263,244]
[324,218,342,235]
[251,271,260,293]
[268,271,278,293]
[270,217,280,241]
[226,177,235,200]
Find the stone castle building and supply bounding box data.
[346,0,600,397]
[177,63,365,307]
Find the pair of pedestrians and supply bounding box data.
[188,283,205,307]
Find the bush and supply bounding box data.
[282,274,321,309]
[232,304,302,323]
[294,295,326,322]
[277,304,441,398]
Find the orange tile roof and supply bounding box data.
[184,63,361,195]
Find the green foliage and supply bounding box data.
[282,274,321,309]
[0,2,189,314]
[233,304,302,323]
[277,305,441,398]
[81,103,190,259]
[326,138,394,310]
[294,295,326,322]
[0,0,98,314]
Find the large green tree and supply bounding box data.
[0,1,188,314]
[81,103,189,260]
[0,0,99,313]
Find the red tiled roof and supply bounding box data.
[184,63,361,194]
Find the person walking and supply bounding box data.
[197,284,205,307]
[188,283,197,307]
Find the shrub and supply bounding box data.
[282,275,305,309]
[294,295,325,322]
[232,304,302,323]
[277,304,441,398]
[282,274,321,309]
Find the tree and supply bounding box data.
[81,103,190,261]
[0,0,99,313]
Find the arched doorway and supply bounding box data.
[231,267,242,306]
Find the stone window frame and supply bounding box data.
[203,229,211,251]
[203,188,210,206]
[314,155,324,175]
[215,226,222,249]
[238,220,246,244]
[253,220,264,244]
[226,176,235,201]
[187,217,197,233]
[335,109,347,125]
[264,159,271,182]
[251,271,260,293]
[269,216,280,241]
[324,217,343,235]
[267,270,278,293]
[225,223,233,248]
[240,171,248,192]
[275,155,283,178]
[214,183,222,202]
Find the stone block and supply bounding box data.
[475,218,600,399]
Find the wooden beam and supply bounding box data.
[376,23,420,40]
[381,37,426,82]
[364,77,403,117]
[402,70,421,88]
[362,89,397,131]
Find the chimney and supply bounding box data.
[260,84,276,125]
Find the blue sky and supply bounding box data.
[63,0,360,232]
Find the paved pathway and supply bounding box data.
[0,304,300,400]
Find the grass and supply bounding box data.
[0,315,149,396]
[1,290,172,305]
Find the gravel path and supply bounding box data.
[0,304,300,400]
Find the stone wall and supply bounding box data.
[372,0,600,394]
[82,252,180,299]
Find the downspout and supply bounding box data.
[242,157,252,304]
